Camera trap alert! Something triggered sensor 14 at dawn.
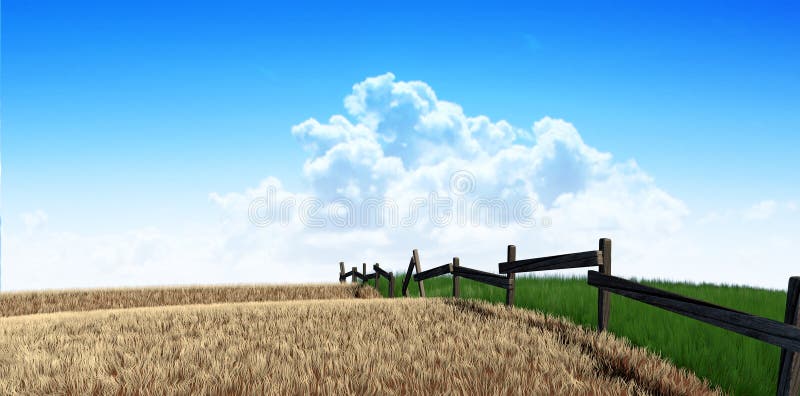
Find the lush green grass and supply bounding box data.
[369,273,788,395]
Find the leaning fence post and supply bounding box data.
[453,257,461,298]
[339,262,345,284]
[777,276,800,395]
[598,238,612,332]
[506,245,516,307]
[389,274,395,298]
[413,249,426,297]
[352,266,357,284]
[402,256,414,297]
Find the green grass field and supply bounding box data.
[372,273,788,395]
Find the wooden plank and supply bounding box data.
[598,238,611,332]
[388,275,395,298]
[453,257,460,298]
[499,250,602,274]
[588,270,749,315]
[453,266,511,289]
[778,276,800,395]
[453,266,508,280]
[351,266,357,283]
[339,262,345,284]
[413,263,453,282]
[401,257,415,297]
[457,271,511,289]
[373,264,392,279]
[506,245,516,307]
[588,271,800,352]
[413,249,425,297]
[363,273,376,280]
[339,271,354,281]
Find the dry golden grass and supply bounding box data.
[0,283,377,318]
[0,296,719,395]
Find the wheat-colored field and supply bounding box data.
[0,292,718,395]
[0,283,376,317]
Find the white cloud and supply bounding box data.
[3,73,798,291]
[20,210,48,234]
[744,200,778,221]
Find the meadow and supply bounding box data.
[378,274,788,395]
[0,292,715,395]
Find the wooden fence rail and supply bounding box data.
[339,271,354,281]
[372,264,393,279]
[498,250,602,274]
[413,263,453,282]
[452,266,511,290]
[339,267,367,283]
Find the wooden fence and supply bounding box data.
[339,261,396,298]
[405,248,512,301]
[499,238,612,330]
[338,238,800,395]
[587,270,800,395]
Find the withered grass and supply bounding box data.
[0,283,376,317]
[0,294,719,395]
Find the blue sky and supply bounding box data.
[2,1,799,290]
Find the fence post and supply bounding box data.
[413,249,426,297]
[375,263,381,291]
[402,256,415,297]
[389,274,395,298]
[506,245,516,307]
[777,276,800,395]
[339,262,345,284]
[363,263,367,283]
[352,266,357,284]
[453,257,460,298]
[598,238,612,332]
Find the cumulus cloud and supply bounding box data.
[5,72,797,291]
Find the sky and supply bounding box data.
[1,1,799,291]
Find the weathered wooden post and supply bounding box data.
[374,263,381,291]
[388,274,395,298]
[453,257,461,298]
[598,238,612,332]
[351,266,357,284]
[506,245,516,307]
[363,263,367,283]
[777,276,800,395]
[402,256,414,297]
[413,249,425,297]
[339,261,345,284]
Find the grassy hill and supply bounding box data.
[0,283,716,395]
[381,274,787,395]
